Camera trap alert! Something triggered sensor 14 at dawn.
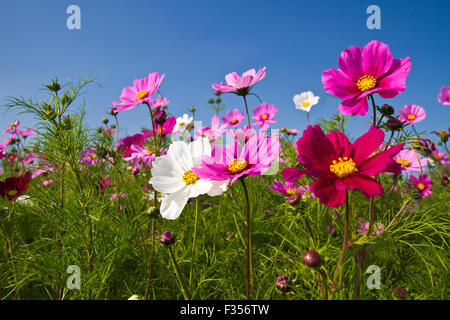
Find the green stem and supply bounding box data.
[369,94,377,127]
[242,95,251,127]
[332,190,349,289]
[168,247,192,300]
[189,198,199,289]
[240,178,252,300]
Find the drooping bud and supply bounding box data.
[385,118,403,131]
[438,129,448,143]
[303,250,320,267]
[153,108,167,125]
[109,107,118,116]
[160,231,176,246]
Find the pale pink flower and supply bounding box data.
[252,103,277,130]
[398,105,426,124]
[212,67,266,95]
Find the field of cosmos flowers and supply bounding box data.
[0,40,449,301]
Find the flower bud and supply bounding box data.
[102,118,109,124]
[303,250,320,267]
[438,129,448,143]
[380,104,394,116]
[153,108,167,125]
[160,231,176,246]
[189,107,196,113]
[60,94,70,106]
[109,107,118,116]
[393,287,408,299]
[333,114,341,121]
[385,118,403,131]
[215,98,221,104]
[441,175,449,185]
[208,98,215,104]
[46,79,61,92]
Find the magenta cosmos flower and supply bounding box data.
[3,120,20,136]
[222,109,244,127]
[252,103,277,130]
[212,67,266,95]
[409,174,432,198]
[282,125,404,207]
[398,104,426,124]
[117,133,148,158]
[193,134,280,185]
[143,116,176,137]
[322,40,411,116]
[437,86,450,105]
[268,179,305,199]
[112,72,165,113]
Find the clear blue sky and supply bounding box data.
[1,0,449,142]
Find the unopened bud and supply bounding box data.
[160,232,176,246]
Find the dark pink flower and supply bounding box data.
[408,174,432,198]
[117,133,148,158]
[0,172,31,201]
[221,109,244,127]
[322,40,411,116]
[268,179,305,199]
[143,116,176,137]
[282,125,404,207]
[398,104,426,124]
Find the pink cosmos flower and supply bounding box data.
[97,176,110,195]
[109,191,126,201]
[252,103,277,130]
[390,149,428,174]
[268,179,305,199]
[124,144,156,172]
[357,219,384,236]
[212,67,266,95]
[149,97,170,108]
[117,133,148,158]
[193,134,280,185]
[23,153,36,165]
[18,129,36,138]
[437,86,450,105]
[221,109,244,127]
[227,125,256,142]
[104,128,114,136]
[112,72,165,113]
[143,116,176,138]
[398,105,426,124]
[282,125,404,207]
[3,120,20,136]
[80,147,101,166]
[322,40,411,116]
[408,174,432,198]
[431,150,450,163]
[0,143,5,160]
[195,115,228,141]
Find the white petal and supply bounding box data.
[207,179,230,196]
[160,189,189,220]
[167,141,194,171]
[189,137,211,165]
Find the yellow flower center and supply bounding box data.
[286,187,297,195]
[7,189,18,197]
[417,182,425,190]
[396,159,411,167]
[330,157,358,178]
[89,154,97,160]
[261,114,268,120]
[228,158,248,173]
[146,150,153,155]
[434,154,442,160]
[182,170,199,185]
[356,75,377,92]
[302,101,310,107]
[231,119,238,124]
[178,122,185,126]
[136,90,149,100]
[407,114,416,120]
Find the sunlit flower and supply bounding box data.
[437,86,450,105]
[408,174,432,198]
[390,149,428,174]
[149,97,170,109]
[143,116,176,137]
[193,134,280,185]
[252,103,277,130]
[212,67,266,95]
[322,40,411,116]
[222,109,244,127]
[3,120,20,136]
[117,133,148,158]
[293,91,320,112]
[173,114,193,136]
[150,138,229,220]
[282,125,404,207]
[268,179,305,199]
[398,105,426,124]
[112,72,165,113]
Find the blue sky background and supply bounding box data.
[0,0,449,143]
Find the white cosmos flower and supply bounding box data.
[293,91,320,112]
[173,114,193,135]
[149,137,229,220]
